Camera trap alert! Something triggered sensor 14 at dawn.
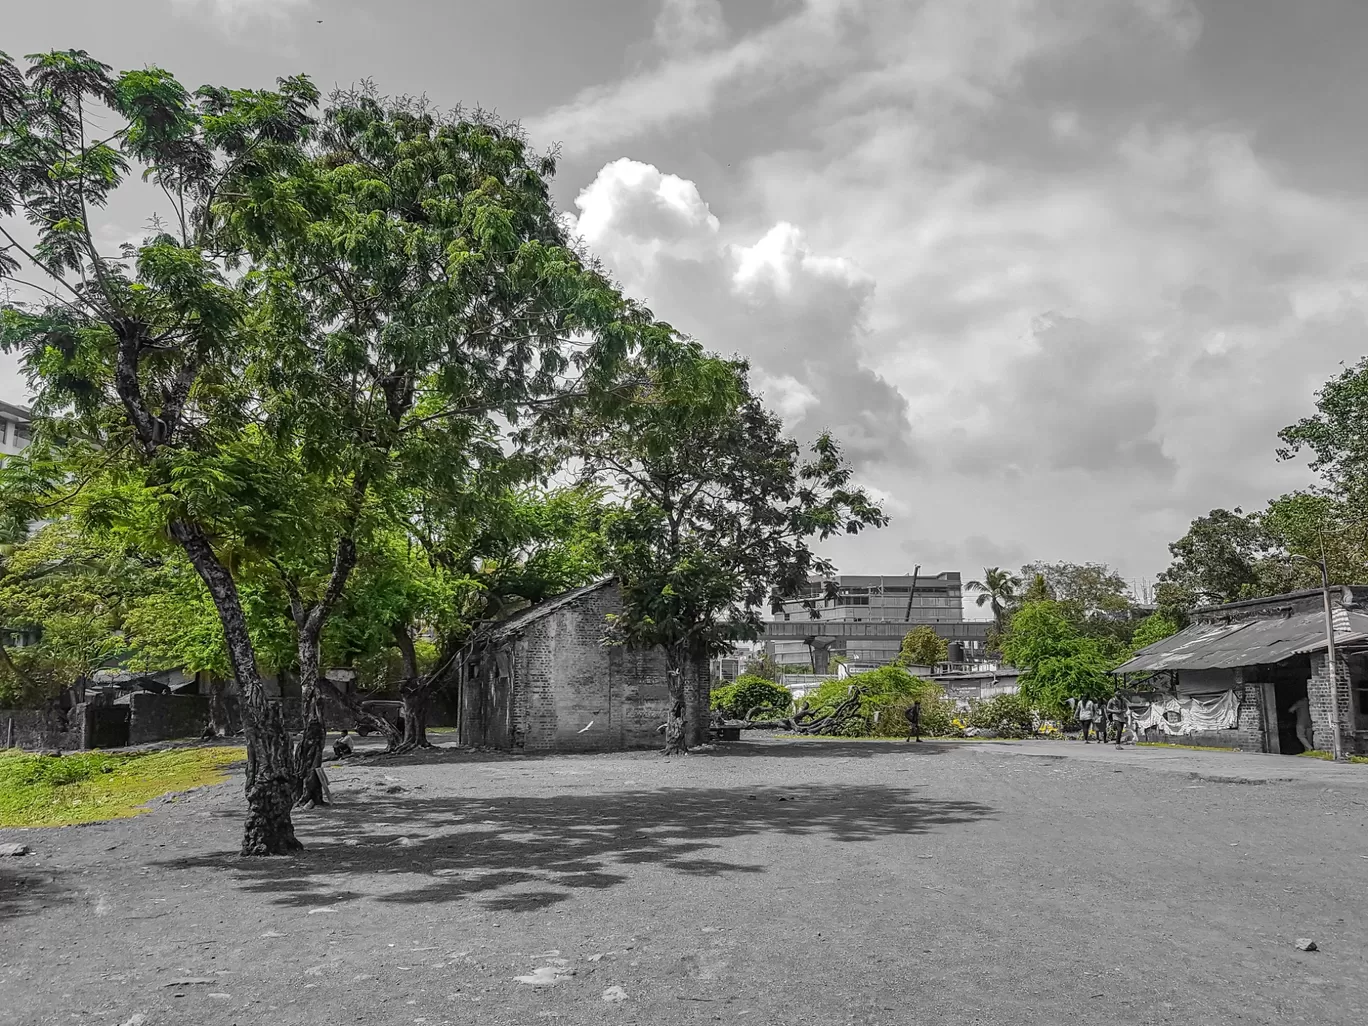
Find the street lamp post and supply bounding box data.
[1291,543,1345,763]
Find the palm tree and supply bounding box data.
[966,566,1022,638]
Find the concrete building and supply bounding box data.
[764,572,992,671]
[458,579,677,752]
[0,400,31,458]
[1114,587,1368,756]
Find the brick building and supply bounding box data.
[458,579,676,752]
[1114,587,1368,756]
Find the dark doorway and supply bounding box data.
[1254,656,1312,755]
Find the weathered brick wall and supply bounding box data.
[1307,652,1363,754]
[502,584,672,752]
[127,693,210,745]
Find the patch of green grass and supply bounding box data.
[1138,742,1239,752]
[0,746,246,828]
[1297,749,1368,764]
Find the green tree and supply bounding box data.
[965,567,1021,638]
[570,357,886,754]
[0,55,668,851]
[895,624,947,667]
[999,601,1114,711]
[1129,610,1182,652]
[0,522,151,706]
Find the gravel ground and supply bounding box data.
[2,735,1367,1026]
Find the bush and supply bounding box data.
[710,675,793,719]
[969,693,1034,738]
[866,695,959,737]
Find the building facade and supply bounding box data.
[765,572,991,669]
[0,400,31,458]
[1114,587,1368,756]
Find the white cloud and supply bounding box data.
[570,158,912,468]
[653,0,728,52]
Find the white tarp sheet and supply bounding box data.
[1128,690,1240,735]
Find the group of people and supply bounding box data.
[1071,694,1130,747]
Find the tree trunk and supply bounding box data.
[169,521,300,855]
[291,625,327,806]
[399,685,431,749]
[663,650,688,756]
[241,700,303,854]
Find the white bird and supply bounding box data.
[577,720,595,734]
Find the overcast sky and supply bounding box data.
[5,0,1367,601]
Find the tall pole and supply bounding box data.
[1318,533,1345,762]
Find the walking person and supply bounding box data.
[905,699,923,743]
[1078,696,1098,743]
[1105,693,1128,748]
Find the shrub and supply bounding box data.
[969,693,1034,738]
[867,695,959,737]
[710,675,793,719]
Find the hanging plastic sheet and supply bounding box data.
[1128,690,1240,735]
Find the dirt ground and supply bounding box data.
[3,735,1367,1026]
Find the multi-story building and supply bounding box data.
[765,572,992,670]
[0,400,32,457]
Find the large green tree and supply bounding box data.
[999,601,1115,710]
[565,356,886,754]
[0,54,671,851]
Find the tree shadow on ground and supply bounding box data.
[0,863,70,922]
[165,783,994,915]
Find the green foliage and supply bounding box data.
[0,51,669,739]
[709,675,792,718]
[0,522,153,705]
[968,693,1034,738]
[1000,601,1115,711]
[0,746,245,827]
[805,665,943,736]
[1130,610,1182,651]
[895,625,947,667]
[743,650,779,681]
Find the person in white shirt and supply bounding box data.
[1078,697,1099,743]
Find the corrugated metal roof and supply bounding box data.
[1114,609,1368,674]
[484,578,615,641]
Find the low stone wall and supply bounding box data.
[0,707,84,751]
[127,693,210,745]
